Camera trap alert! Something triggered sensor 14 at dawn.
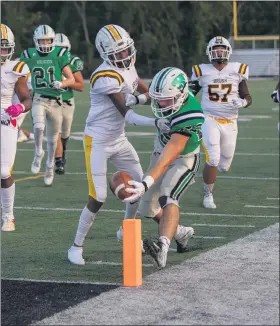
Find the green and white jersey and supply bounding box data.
[62,54,83,101]
[20,46,70,97]
[157,89,204,155]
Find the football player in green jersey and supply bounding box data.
[54,33,84,175]
[20,25,75,186]
[124,68,204,269]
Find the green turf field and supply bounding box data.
[1,80,279,284]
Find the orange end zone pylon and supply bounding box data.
[123,219,142,287]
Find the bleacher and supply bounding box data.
[230,49,279,77]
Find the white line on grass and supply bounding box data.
[245,205,279,209]
[16,149,279,156]
[87,261,154,267]
[14,206,279,218]
[192,223,255,228]
[193,236,225,239]
[266,198,279,200]
[12,171,279,181]
[1,277,122,286]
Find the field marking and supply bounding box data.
[1,277,122,286]
[192,223,255,228]
[14,174,44,183]
[13,206,279,218]
[245,205,279,209]
[87,261,154,267]
[16,148,279,156]
[193,236,225,239]
[12,171,279,181]
[266,197,279,200]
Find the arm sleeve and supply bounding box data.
[125,109,155,126]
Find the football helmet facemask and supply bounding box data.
[149,67,189,118]
[1,24,15,64]
[206,36,232,64]
[34,25,55,53]
[95,24,136,70]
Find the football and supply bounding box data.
[109,171,134,200]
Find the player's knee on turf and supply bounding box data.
[159,195,179,209]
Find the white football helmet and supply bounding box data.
[1,24,15,64]
[95,24,136,70]
[206,36,232,63]
[55,33,71,51]
[149,67,189,118]
[33,25,55,53]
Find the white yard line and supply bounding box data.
[16,148,279,156]
[1,277,122,286]
[192,223,255,228]
[87,261,154,267]
[266,197,279,200]
[245,205,279,209]
[14,206,279,218]
[12,171,279,181]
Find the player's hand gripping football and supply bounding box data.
[5,103,25,117]
[123,180,146,202]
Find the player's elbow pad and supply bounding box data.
[125,109,155,127]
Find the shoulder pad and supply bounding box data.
[90,69,124,88]
[193,64,202,78]
[238,63,248,75]
[12,61,30,76]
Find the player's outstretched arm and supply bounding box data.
[108,92,155,126]
[123,133,189,202]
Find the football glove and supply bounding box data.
[155,118,171,133]
[123,176,154,203]
[125,94,147,106]
[271,90,279,103]
[230,98,248,109]
[5,104,25,117]
[50,80,63,89]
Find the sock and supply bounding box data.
[124,200,140,219]
[61,137,69,160]
[74,206,96,246]
[46,139,57,168]
[34,128,44,156]
[159,236,171,249]
[204,183,214,196]
[1,183,15,218]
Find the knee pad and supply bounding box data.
[206,156,220,167]
[34,122,45,130]
[159,195,179,209]
[94,186,107,203]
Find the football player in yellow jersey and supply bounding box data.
[191,36,252,209]
[68,24,170,265]
[1,24,32,231]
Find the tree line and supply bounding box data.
[2,1,279,77]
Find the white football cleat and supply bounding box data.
[117,226,145,253]
[31,151,45,174]
[2,215,15,232]
[143,239,168,269]
[203,194,216,209]
[44,165,54,186]
[17,132,28,143]
[28,133,35,141]
[68,245,85,265]
[175,226,194,253]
